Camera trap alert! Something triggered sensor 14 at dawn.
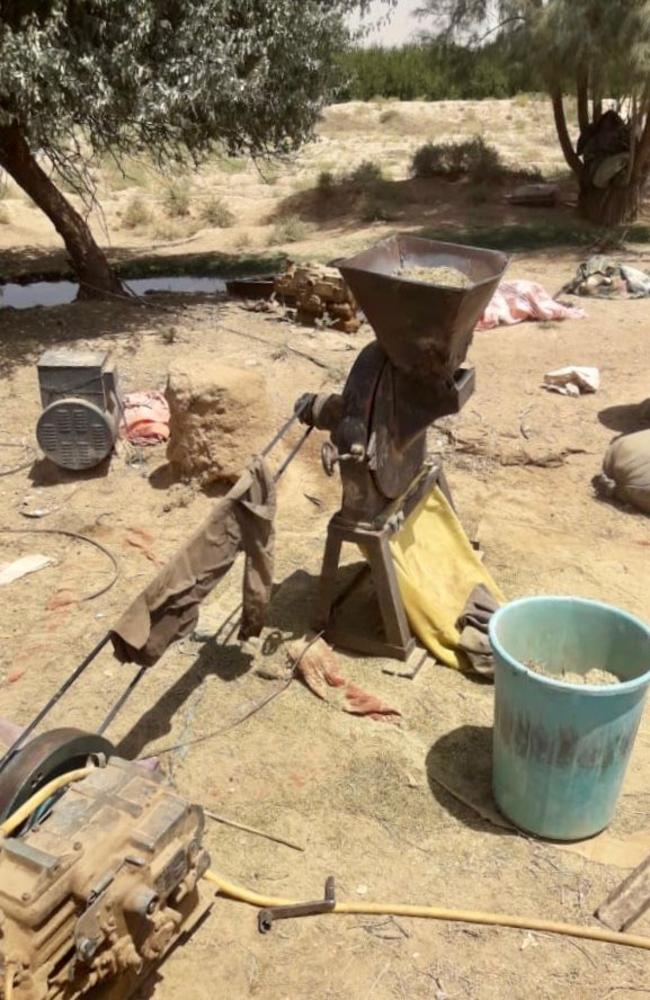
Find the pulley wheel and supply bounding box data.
[0,727,114,826]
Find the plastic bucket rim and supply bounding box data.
[489,595,650,696]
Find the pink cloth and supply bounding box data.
[119,391,170,445]
[478,280,586,330]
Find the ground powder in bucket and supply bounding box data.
[526,660,621,686]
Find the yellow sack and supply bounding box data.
[389,486,504,670]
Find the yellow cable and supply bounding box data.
[0,767,93,839]
[5,769,650,958]
[203,870,650,953]
[4,963,14,1000]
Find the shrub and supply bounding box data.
[268,214,310,245]
[122,196,151,229]
[200,197,235,228]
[317,170,336,195]
[122,195,151,228]
[358,193,396,223]
[349,160,384,189]
[163,180,191,217]
[411,136,542,184]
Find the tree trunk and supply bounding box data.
[578,180,642,225]
[551,90,584,177]
[0,123,125,298]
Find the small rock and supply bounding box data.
[356,884,368,896]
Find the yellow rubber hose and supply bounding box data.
[4,963,14,1000]
[4,770,650,957]
[0,767,93,838]
[203,869,650,952]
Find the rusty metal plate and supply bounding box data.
[369,360,427,500]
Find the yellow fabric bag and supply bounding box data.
[389,486,504,670]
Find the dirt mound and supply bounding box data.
[166,361,271,487]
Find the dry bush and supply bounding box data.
[200,197,235,228]
[122,195,152,229]
[163,180,191,217]
[0,205,10,224]
[268,214,310,244]
[152,217,199,242]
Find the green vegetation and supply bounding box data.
[423,0,650,225]
[339,40,536,102]
[411,137,543,184]
[0,0,388,294]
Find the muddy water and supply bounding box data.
[0,275,227,309]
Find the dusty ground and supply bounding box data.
[1,99,650,1000]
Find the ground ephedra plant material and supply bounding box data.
[396,265,472,288]
[526,661,621,686]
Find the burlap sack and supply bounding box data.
[603,429,650,514]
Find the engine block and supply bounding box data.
[0,758,211,999]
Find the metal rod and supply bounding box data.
[273,427,313,483]
[204,809,305,852]
[97,665,148,735]
[0,633,111,772]
[261,400,306,459]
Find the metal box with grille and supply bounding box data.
[36,349,121,471]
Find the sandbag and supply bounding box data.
[603,430,650,514]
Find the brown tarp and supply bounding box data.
[111,458,276,666]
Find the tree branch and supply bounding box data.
[474,15,526,45]
[551,90,583,177]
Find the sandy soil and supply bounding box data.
[0,96,590,278]
[0,100,649,1000]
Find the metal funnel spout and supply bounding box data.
[339,235,508,379]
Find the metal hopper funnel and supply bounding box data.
[339,235,508,379]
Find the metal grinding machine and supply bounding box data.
[296,235,507,673]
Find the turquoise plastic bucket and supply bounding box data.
[489,596,650,840]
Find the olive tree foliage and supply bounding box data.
[0,0,394,295]
[418,0,650,225]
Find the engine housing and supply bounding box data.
[0,757,211,999]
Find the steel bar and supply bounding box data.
[0,633,111,773]
[273,427,313,483]
[97,665,148,735]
